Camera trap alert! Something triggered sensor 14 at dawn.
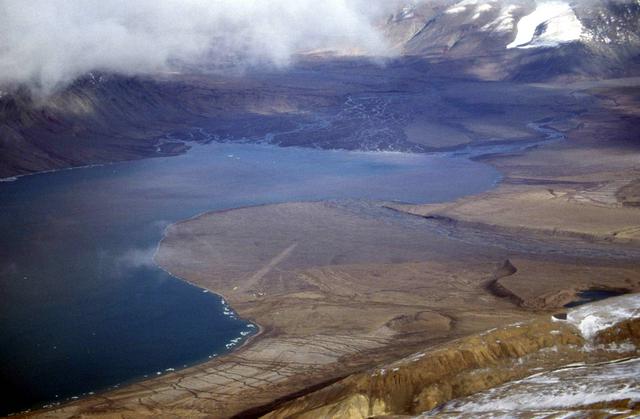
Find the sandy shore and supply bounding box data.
[20,80,640,418]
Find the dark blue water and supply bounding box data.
[564,290,626,308]
[0,143,500,414]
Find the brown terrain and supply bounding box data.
[264,307,640,418]
[4,2,640,417]
[21,78,640,418]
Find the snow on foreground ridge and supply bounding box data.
[507,1,584,49]
[421,358,640,416]
[566,293,640,340]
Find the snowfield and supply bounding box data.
[422,358,640,417]
[507,1,584,49]
[567,293,640,340]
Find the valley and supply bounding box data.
[13,75,639,418]
[2,1,640,417]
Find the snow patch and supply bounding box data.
[567,293,640,340]
[473,4,493,20]
[446,5,467,15]
[399,6,415,20]
[507,1,584,49]
[423,358,640,416]
[581,341,637,354]
[483,4,518,33]
[446,0,495,19]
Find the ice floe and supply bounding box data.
[225,337,243,349]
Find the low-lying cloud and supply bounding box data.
[0,0,406,94]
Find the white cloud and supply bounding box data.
[0,0,401,94]
[116,246,157,270]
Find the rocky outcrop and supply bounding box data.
[263,295,640,418]
[617,178,640,207]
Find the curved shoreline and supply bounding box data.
[4,136,501,417]
[149,118,569,350]
[12,118,567,418]
[18,77,640,417]
[152,220,265,353]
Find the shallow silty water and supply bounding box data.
[0,142,500,414]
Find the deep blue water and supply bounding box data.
[0,143,500,414]
[564,289,626,308]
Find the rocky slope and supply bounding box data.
[0,75,196,178]
[262,294,640,418]
[0,71,339,178]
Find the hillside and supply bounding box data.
[262,294,640,418]
[2,1,639,179]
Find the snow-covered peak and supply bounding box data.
[393,0,640,80]
[507,1,584,49]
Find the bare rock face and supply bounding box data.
[262,320,583,418]
[595,317,640,346]
[617,178,640,207]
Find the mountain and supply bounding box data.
[384,0,640,81]
[0,73,338,178]
[1,0,639,178]
[0,75,197,178]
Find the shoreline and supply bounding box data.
[16,80,640,418]
[15,122,565,416]
[3,134,503,417]
[152,219,266,356]
[0,116,562,185]
[11,157,511,417]
[0,162,112,183]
